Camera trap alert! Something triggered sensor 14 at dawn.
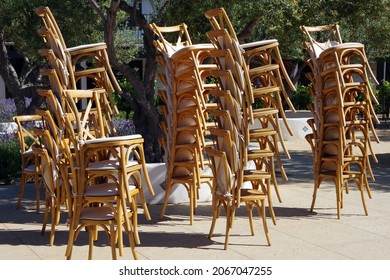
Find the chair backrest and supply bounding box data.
[204,7,239,42]
[32,128,61,195]
[63,89,106,142]
[37,28,75,90]
[300,24,343,59]
[204,146,235,200]
[208,127,240,173]
[149,22,192,56]
[13,114,44,154]
[35,6,67,50]
[36,87,66,131]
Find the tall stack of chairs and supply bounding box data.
[301,24,380,218]
[204,7,297,225]
[205,7,296,186]
[202,8,274,247]
[150,23,216,224]
[32,6,155,259]
[35,6,121,116]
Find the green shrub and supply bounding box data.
[0,133,21,183]
[290,85,313,110]
[376,80,390,118]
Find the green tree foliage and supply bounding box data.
[0,0,103,59]
[152,0,390,60]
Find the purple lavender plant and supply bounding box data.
[0,98,16,122]
[112,118,136,136]
[0,98,32,122]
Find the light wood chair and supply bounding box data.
[32,128,62,246]
[61,117,139,260]
[13,114,44,212]
[150,22,217,224]
[205,144,271,250]
[63,90,154,221]
[35,6,121,115]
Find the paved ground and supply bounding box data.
[0,125,389,261]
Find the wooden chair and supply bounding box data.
[300,24,343,60]
[13,114,43,212]
[209,127,277,225]
[32,128,62,246]
[35,6,121,115]
[61,116,139,260]
[63,90,154,221]
[205,144,271,249]
[150,23,217,224]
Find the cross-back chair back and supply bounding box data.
[35,6,121,115]
[13,114,44,212]
[32,127,62,246]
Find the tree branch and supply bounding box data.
[88,0,107,23]
[237,18,260,42]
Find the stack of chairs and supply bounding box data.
[202,8,273,248]
[34,6,121,116]
[150,23,216,224]
[205,7,296,187]
[32,6,154,259]
[13,114,44,213]
[301,24,380,218]
[205,7,297,225]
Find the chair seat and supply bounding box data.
[84,182,119,197]
[24,164,37,173]
[86,159,140,171]
[80,206,115,221]
[240,188,267,201]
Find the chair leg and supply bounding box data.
[160,181,172,220]
[41,196,49,236]
[208,198,221,239]
[88,226,95,260]
[65,231,74,259]
[224,205,233,250]
[138,189,151,221]
[110,222,117,260]
[336,179,342,219]
[310,176,320,212]
[358,177,368,216]
[117,221,124,256]
[189,183,195,225]
[246,203,255,236]
[259,199,271,246]
[34,175,41,213]
[132,195,140,245]
[16,174,27,209]
[261,179,276,225]
[49,197,57,246]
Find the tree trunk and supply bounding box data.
[0,30,26,115]
[99,1,163,162]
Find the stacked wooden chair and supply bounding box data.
[150,23,216,224]
[202,7,273,247]
[13,114,44,212]
[34,6,121,116]
[301,24,379,218]
[32,6,155,259]
[205,7,295,226]
[205,7,296,186]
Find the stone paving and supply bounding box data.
[0,125,389,260]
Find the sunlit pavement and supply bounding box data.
[1,126,389,260]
